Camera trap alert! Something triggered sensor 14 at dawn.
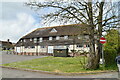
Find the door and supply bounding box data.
[48,46,54,53]
[16,47,20,53]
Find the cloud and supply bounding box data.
[0,12,40,43]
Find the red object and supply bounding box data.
[100,37,106,44]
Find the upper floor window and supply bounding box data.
[30,38,32,41]
[20,40,23,42]
[64,36,68,39]
[49,37,53,40]
[39,38,43,42]
[34,38,37,43]
[56,36,60,40]
[78,35,83,39]
[85,35,89,39]
[24,39,26,42]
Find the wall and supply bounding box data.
[68,45,90,53]
[14,44,98,54]
[14,46,47,53]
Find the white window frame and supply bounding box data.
[20,40,23,42]
[34,38,37,43]
[64,36,68,39]
[24,39,26,42]
[56,36,60,40]
[30,38,32,41]
[49,37,53,40]
[39,38,43,42]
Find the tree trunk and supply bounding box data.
[85,1,100,69]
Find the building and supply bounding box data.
[15,24,97,56]
[0,39,14,51]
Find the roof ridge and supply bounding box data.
[22,24,86,39]
[33,24,85,32]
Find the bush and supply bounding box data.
[104,47,117,67]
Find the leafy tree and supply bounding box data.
[26,0,120,69]
[104,29,118,67]
[104,29,119,51]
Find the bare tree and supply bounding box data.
[26,0,120,69]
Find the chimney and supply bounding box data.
[7,39,10,42]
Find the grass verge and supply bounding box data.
[2,56,117,73]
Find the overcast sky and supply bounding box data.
[0,0,119,43]
[0,1,61,43]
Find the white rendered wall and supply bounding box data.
[68,45,90,53]
[38,46,47,53]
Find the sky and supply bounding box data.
[0,1,62,43]
[0,0,119,43]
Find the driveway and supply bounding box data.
[1,51,47,64]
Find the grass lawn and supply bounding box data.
[2,56,117,73]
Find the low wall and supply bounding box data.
[13,52,53,56]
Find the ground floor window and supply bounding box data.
[25,46,35,49]
[77,44,83,48]
[41,46,45,48]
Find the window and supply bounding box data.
[25,46,30,48]
[86,45,90,47]
[77,44,83,48]
[31,46,35,48]
[50,28,57,33]
[49,37,52,40]
[30,38,32,41]
[78,35,83,39]
[25,46,35,48]
[24,39,26,42]
[64,36,68,39]
[41,46,45,48]
[56,36,60,40]
[36,33,39,35]
[20,40,23,42]
[85,35,89,39]
[39,38,43,42]
[34,38,37,43]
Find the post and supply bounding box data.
[36,43,38,56]
[102,44,105,68]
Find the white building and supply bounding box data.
[15,24,97,56]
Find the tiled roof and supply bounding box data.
[16,24,91,46]
[22,24,90,39]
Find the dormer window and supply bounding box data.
[30,38,32,41]
[49,37,53,40]
[64,36,68,39]
[56,36,60,40]
[50,28,57,33]
[20,40,23,42]
[36,33,39,35]
[24,39,26,42]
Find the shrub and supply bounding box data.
[104,47,117,67]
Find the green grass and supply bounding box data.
[2,56,117,73]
